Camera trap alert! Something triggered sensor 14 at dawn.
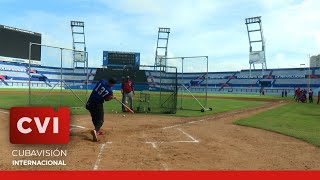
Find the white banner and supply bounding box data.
[0,56,41,65]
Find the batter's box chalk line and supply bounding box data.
[176,128,199,143]
[93,142,112,170]
[145,141,169,170]
[70,124,87,131]
[0,110,9,114]
[145,128,199,145]
[162,119,208,130]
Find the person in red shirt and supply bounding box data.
[298,88,303,102]
[121,76,134,112]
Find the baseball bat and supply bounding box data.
[115,98,134,113]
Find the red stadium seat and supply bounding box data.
[0,75,7,80]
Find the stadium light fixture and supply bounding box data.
[245,16,267,77]
[154,27,170,68]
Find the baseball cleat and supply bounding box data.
[91,130,99,142]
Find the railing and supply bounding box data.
[176,86,296,95]
[1,81,50,87]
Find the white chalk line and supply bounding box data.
[162,124,179,130]
[145,128,199,145]
[146,142,157,148]
[93,143,106,170]
[144,132,169,170]
[0,110,9,114]
[70,124,87,131]
[70,124,87,129]
[146,142,169,170]
[161,104,274,130]
[161,160,169,171]
[177,128,199,143]
[93,142,112,170]
[145,126,199,145]
[187,120,205,124]
[69,117,91,131]
[163,119,207,130]
[144,127,199,170]
[146,140,198,144]
[162,102,278,129]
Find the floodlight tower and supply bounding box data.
[245,16,267,76]
[154,27,170,67]
[71,21,87,68]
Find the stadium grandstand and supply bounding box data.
[0,61,95,88]
[1,60,319,95]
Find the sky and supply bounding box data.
[0,0,319,72]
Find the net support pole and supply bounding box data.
[206,56,209,107]
[180,57,184,109]
[28,43,88,108]
[28,43,32,106]
[86,52,89,102]
[159,65,162,108]
[60,48,63,106]
[182,84,205,110]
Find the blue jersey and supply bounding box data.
[88,80,113,104]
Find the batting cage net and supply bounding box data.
[94,65,178,114]
[164,56,212,112]
[28,43,89,110]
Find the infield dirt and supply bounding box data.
[1,98,320,170]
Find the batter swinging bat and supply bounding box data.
[115,98,134,113]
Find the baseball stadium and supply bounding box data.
[1,15,320,170]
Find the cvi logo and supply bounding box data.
[10,107,70,144]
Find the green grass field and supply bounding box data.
[1,88,319,147]
[235,103,320,147]
[0,88,289,99]
[178,90,289,99]
[175,97,266,117]
[0,89,267,117]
